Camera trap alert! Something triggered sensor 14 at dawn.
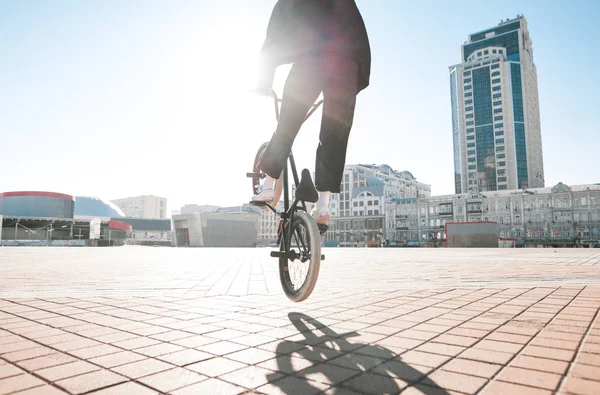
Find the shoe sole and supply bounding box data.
[314,213,330,225]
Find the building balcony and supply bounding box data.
[439,211,453,216]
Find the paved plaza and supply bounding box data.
[0,247,599,394]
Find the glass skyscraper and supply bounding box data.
[449,16,544,194]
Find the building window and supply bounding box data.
[495,123,504,129]
[468,165,476,170]
[493,101,502,106]
[492,49,497,54]
[466,113,473,119]
[491,64,500,69]
[353,202,358,207]
[464,78,472,83]
[492,78,501,84]
[493,93,502,99]
[467,142,475,148]
[467,135,475,140]
[368,200,373,206]
[465,106,473,111]
[484,50,489,55]
[492,86,501,92]
[498,177,507,182]
[374,200,379,205]
[464,85,472,90]
[495,131,504,136]
[359,201,364,207]
[467,128,475,133]
[494,115,503,121]
[465,99,473,105]
[497,153,506,159]
[468,150,476,155]
[493,108,503,114]
[499,161,506,167]
[465,92,473,97]
[374,210,379,215]
[468,158,476,162]
[496,138,505,145]
[463,71,471,76]
[466,121,474,126]
[492,71,500,76]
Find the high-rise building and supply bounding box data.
[111,195,167,219]
[449,15,544,194]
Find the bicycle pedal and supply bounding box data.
[249,200,267,207]
[317,224,328,235]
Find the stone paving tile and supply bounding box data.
[0,373,46,394]
[110,358,174,379]
[170,378,246,394]
[88,350,146,368]
[89,382,159,395]
[2,249,600,394]
[137,367,207,393]
[54,369,127,394]
[219,365,284,389]
[35,360,101,381]
[10,385,70,394]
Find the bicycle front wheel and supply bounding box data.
[279,211,321,302]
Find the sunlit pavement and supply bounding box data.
[1,247,599,394]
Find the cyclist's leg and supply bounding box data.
[314,54,359,202]
[256,57,323,183]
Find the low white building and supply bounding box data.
[172,205,260,247]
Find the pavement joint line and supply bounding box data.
[477,285,588,394]
[344,287,535,391]
[555,300,600,394]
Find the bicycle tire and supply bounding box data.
[279,211,321,302]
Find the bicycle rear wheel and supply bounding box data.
[279,211,321,302]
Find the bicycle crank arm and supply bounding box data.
[271,251,325,261]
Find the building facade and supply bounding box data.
[111,195,167,219]
[449,15,544,194]
[173,205,260,247]
[322,164,431,246]
[386,183,600,247]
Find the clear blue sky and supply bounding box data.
[1,0,598,214]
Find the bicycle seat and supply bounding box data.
[295,169,319,203]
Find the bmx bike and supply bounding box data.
[247,89,327,303]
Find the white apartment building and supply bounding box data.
[323,164,431,246]
[111,195,167,219]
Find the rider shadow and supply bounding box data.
[262,312,451,395]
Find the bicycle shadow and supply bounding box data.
[263,312,450,395]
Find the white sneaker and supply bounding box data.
[252,187,274,203]
[310,206,330,224]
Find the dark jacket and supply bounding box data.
[258,0,371,92]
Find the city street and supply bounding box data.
[0,247,599,394]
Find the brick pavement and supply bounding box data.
[0,247,599,394]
